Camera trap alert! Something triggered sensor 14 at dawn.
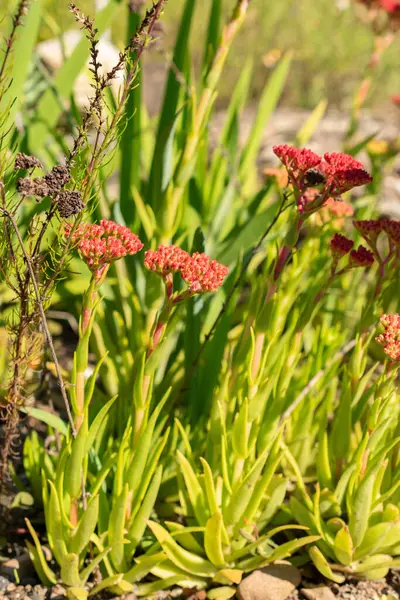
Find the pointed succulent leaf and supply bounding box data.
[47,481,69,565]
[136,575,205,597]
[309,546,345,584]
[205,513,226,567]
[349,465,379,548]
[25,539,57,586]
[64,425,87,500]
[80,548,111,584]
[354,553,393,574]
[165,522,205,555]
[201,457,219,515]
[85,395,117,453]
[177,451,208,525]
[147,520,216,577]
[333,526,353,566]
[207,587,236,600]
[127,466,163,555]
[261,535,320,565]
[88,574,126,596]
[126,391,170,498]
[124,552,167,583]
[70,495,99,555]
[224,447,269,527]
[213,569,243,584]
[232,399,249,459]
[109,484,129,573]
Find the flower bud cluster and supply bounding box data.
[376,313,400,362]
[144,245,229,294]
[66,219,143,276]
[330,233,374,273]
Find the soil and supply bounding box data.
[289,577,400,600]
[1,549,400,600]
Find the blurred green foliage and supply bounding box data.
[1,0,400,110]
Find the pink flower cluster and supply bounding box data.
[330,233,374,273]
[181,252,229,293]
[144,245,229,294]
[376,313,400,362]
[66,219,143,276]
[144,245,190,276]
[273,144,372,215]
[325,198,354,218]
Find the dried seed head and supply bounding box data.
[16,177,50,199]
[14,153,43,171]
[56,191,85,218]
[44,165,71,195]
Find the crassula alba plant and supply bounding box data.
[287,333,400,582]
[146,421,319,598]
[25,219,230,597]
[5,0,400,596]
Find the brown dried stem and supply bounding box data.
[0,207,77,437]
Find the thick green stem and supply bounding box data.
[73,273,105,430]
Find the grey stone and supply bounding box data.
[0,577,9,592]
[237,563,301,600]
[0,554,34,581]
[50,584,67,599]
[31,585,48,600]
[300,587,337,600]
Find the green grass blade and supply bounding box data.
[148,0,196,211]
[119,6,142,226]
[203,0,222,75]
[239,53,292,180]
[295,99,328,146]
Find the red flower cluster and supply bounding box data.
[323,152,372,196]
[376,313,400,361]
[349,245,375,268]
[66,219,143,276]
[353,219,386,247]
[330,233,374,273]
[330,234,354,259]
[353,219,400,263]
[380,0,400,13]
[383,219,400,245]
[273,144,372,214]
[144,246,229,294]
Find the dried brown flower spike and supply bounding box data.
[16,177,49,198]
[56,191,85,218]
[44,165,71,196]
[14,153,43,171]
